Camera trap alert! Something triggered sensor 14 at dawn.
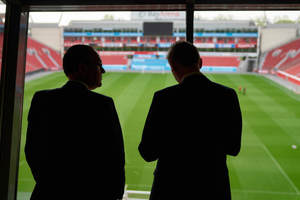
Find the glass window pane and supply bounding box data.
[0,2,5,81]
[18,11,185,200]
[195,10,300,200]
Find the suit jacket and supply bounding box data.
[25,81,125,200]
[138,73,242,200]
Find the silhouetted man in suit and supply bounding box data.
[139,41,242,199]
[25,45,125,200]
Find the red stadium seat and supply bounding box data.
[261,38,300,72]
[202,56,240,67]
[101,55,128,65]
[0,34,62,74]
[261,38,300,85]
[27,37,62,71]
[284,63,300,77]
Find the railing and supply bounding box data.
[123,189,150,200]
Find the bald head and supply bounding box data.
[63,45,105,90]
[167,41,202,83]
[63,44,104,76]
[167,41,201,69]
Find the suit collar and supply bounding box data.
[181,72,202,82]
[63,80,89,92]
[180,72,210,85]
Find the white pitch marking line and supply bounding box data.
[126,190,150,195]
[232,189,300,195]
[125,189,300,197]
[244,120,300,195]
[126,199,147,200]
[260,143,300,194]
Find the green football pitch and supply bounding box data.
[18,72,300,200]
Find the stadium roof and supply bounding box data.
[265,23,300,28]
[64,19,256,30]
[2,0,300,11]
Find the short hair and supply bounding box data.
[167,41,200,68]
[63,45,99,76]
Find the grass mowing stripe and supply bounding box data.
[112,74,148,125]
[214,74,294,192]
[244,75,300,118]
[123,74,169,191]
[225,74,299,193]
[97,72,138,99]
[232,189,300,195]
[262,75,300,102]
[236,75,300,192]
[118,73,175,191]
[113,74,157,191]
[17,73,300,200]
[115,74,169,190]
[163,72,177,88]
[25,72,66,91]
[238,75,300,145]
[232,189,300,196]
[260,139,300,194]
[226,159,242,191]
[94,72,124,95]
[241,75,300,147]
[205,73,245,192]
[208,74,250,192]
[231,122,300,200]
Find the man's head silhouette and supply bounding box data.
[63,44,105,90]
[167,41,202,83]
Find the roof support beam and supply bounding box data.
[0,3,29,200]
[186,0,194,43]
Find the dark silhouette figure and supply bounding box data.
[243,87,247,95]
[25,45,125,200]
[138,41,242,200]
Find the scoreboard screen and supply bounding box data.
[143,22,173,36]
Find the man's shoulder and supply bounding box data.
[34,88,112,102]
[87,90,113,102]
[33,88,62,98]
[211,81,236,94]
[154,81,236,97]
[156,84,179,94]
[154,84,180,98]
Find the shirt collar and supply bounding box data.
[69,80,89,89]
[181,71,202,83]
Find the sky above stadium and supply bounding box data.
[0,3,300,26]
[29,11,300,26]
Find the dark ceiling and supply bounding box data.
[2,0,300,11]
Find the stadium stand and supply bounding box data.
[63,19,258,53]
[64,37,82,47]
[260,38,300,72]
[284,63,300,77]
[123,37,138,44]
[101,54,128,70]
[260,38,300,85]
[60,18,259,74]
[202,56,240,67]
[131,57,170,71]
[26,37,62,73]
[130,54,240,72]
[201,56,240,72]
[0,32,61,74]
[26,48,45,73]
